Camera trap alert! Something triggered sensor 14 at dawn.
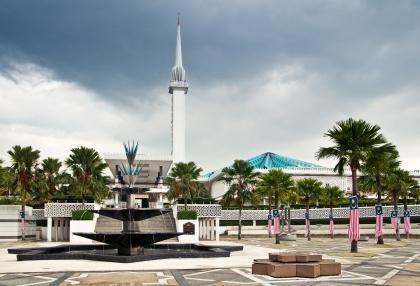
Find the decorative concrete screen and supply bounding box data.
[221,205,420,220]
[44,203,95,218]
[176,204,222,217]
[32,209,46,221]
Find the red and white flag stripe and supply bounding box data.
[375,214,383,239]
[329,219,334,237]
[404,216,411,234]
[391,217,398,230]
[273,216,280,234]
[348,209,360,241]
[267,219,273,235]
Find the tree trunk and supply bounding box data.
[404,196,409,239]
[280,205,285,234]
[238,206,242,240]
[330,204,334,239]
[306,201,311,241]
[376,174,384,245]
[268,196,272,238]
[275,193,280,244]
[350,164,358,253]
[393,192,400,241]
[287,207,291,233]
[21,203,25,240]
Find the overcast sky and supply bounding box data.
[1,0,420,172]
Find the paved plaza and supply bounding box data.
[0,237,419,285]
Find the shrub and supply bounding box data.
[0,196,20,205]
[177,210,197,220]
[72,210,94,220]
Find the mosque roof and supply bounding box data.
[201,152,322,180]
[247,152,321,169]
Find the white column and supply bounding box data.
[210,219,215,240]
[171,89,186,163]
[253,220,256,227]
[215,218,220,241]
[114,192,119,208]
[54,218,58,241]
[47,217,52,242]
[207,219,211,240]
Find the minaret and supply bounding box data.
[169,15,188,164]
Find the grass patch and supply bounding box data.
[72,210,94,220]
[177,210,197,220]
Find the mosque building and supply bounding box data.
[104,17,420,206]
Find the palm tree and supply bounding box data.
[316,118,390,252]
[408,183,420,204]
[0,159,9,195]
[255,173,275,237]
[34,158,65,205]
[65,146,109,205]
[165,161,203,210]
[8,145,40,240]
[359,144,400,244]
[296,178,322,241]
[219,160,259,240]
[256,169,294,242]
[385,168,414,241]
[320,185,344,238]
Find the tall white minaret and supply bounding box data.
[169,15,188,164]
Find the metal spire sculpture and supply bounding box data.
[171,14,186,83]
[120,140,142,187]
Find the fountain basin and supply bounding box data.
[8,243,243,263]
[73,232,184,255]
[93,208,172,221]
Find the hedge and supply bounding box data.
[72,210,94,220]
[177,210,198,220]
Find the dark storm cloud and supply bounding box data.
[1,1,419,103]
[1,0,420,170]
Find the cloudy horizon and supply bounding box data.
[1,1,420,172]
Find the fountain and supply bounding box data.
[74,208,182,256]
[8,141,242,262]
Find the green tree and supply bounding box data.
[320,185,344,238]
[316,118,390,252]
[255,173,275,237]
[408,182,420,204]
[65,146,109,205]
[219,160,259,240]
[165,161,203,209]
[8,145,40,240]
[385,168,415,241]
[296,178,322,241]
[358,144,400,244]
[33,158,65,205]
[0,159,10,195]
[256,169,294,242]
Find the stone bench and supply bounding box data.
[252,252,341,278]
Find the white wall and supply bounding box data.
[0,205,36,241]
[70,220,96,243]
[211,181,227,199]
[176,219,199,243]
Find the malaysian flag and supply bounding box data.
[273,209,280,234]
[390,210,398,230]
[267,213,274,235]
[375,205,383,239]
[403,210,411,235]
[348,196,360,241]
[304,211,310,237]
[329,213,334,238]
